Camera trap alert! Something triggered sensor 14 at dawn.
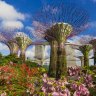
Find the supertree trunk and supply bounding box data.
[48,40,57,77]
[79,45,92,67]
[20,49,26,62]
[10,46,19,56]
[56,42,67,79]
[80,57,84,67]
[50,23,72,80]
[83,51,89,67]
[7,42,19,57]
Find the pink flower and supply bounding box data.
[0,92,7,96]
[42,87,46,93]
[52,92,59,96]
[43,73,47,78]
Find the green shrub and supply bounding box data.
[25,60,38,68]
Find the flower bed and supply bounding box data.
[0,64,96,96]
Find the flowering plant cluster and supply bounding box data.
[35,73,90,96]
[0,64,39,96]
[0,65,15,85]
[71,82,89,96]
[68,67,81,76]
[0,64,96,96]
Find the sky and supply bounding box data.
[0,0,96,65]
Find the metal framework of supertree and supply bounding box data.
[0,32,19,56]
[15,32,32,61]
[32,1,89,79]
[71,44,92,66]
[72,36,95,66]
[79,44,92,67]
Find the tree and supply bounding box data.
[70,35,94,67]
[32,1,89,79]
[79,44,92,67]
[15,32,32,62]
[45,29,58,77]
[49,23,73,79]
[0,33,19,56]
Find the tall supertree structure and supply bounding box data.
[0,33,19,56]
[79,44,92,67]
[15,32,32,61]
[90,39,96,65]
[71,36,93,67]
[49,23,73,78]
[45,29,58,77]
[33,1,89,79]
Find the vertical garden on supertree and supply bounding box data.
[0,32,19,56]
[45,29,58,77]
[72,36,93,67]
[33,1,89,79]
[15,32,32,62]
[79,44,92,67]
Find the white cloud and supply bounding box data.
[0,1,25,21]
[0,43,9,51]
[0,21,24,31]
[26,46,35,59]
[0,1,25,31]
[68,35,96,45]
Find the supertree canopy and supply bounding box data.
[32,1,89,79]
[79,44,92,67]
[70,36,94,67]
[49,23,73,78]
[0,33,19,56]
[15,32,32,61]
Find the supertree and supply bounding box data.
[0,32,19,56]
[79,44,92,67]
[70,35,93,67]
[15,32,32,61]
[0,23,23,56]
[32,1,89,79]
[89,39,96,65]
[44,29,58,77]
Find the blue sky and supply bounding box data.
[3,0,96,36]
[0,0,96,65]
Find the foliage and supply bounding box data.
[0,54,23,65]
[0,64,96,96]
[0,64,40,96]
[25,60,38,68]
